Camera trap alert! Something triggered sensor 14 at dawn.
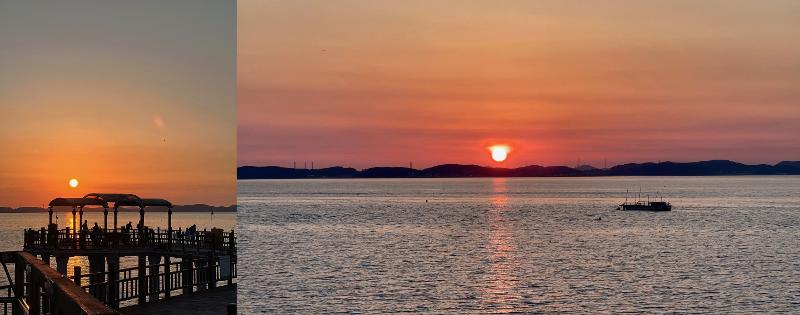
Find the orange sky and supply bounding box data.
[0,1,236,207]
[239,0,800,169]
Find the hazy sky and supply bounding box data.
[239,0,800,169]
[0,0,236,207]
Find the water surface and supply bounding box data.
[238,177,800,313]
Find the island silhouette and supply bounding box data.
[238,160,800,179]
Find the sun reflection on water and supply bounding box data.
[482,178,521,313]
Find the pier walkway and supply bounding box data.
[119,284,235,315]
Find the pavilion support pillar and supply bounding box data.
[78,206,84,230]
[138,255,147,305]
[103,207,109,231]
[71,207,77,236]
[148,254,162,301]
[41,254,50,265]
[48,207,53,225]
[167,206,173,247]
[107,255,120,308]
[78,206,86,249]
[113,206,119,231]
[88,255,106,299]
[139,206,145,230]
[55,255,69,276]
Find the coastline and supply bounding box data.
[238,160,800,179]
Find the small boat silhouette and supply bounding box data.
[617,188,672,211]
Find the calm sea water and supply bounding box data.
[238,177,800,313]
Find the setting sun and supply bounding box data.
[488,145,510,163]
[68,178,79,188]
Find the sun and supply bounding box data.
[69,178,79,188]
[488,145,510,162]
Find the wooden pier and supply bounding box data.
[1,193,237,315]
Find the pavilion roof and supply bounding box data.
[48,197,108,207]
[43,193,177,209]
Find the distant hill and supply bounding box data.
[238,160,800,179]
[775,161,800,173]
[359,167,416,178]
[0,204,236,213]
[576,164,599,172]
[607,160,790,176]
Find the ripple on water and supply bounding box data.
[237,177,800,313]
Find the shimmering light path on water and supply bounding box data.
[238,177,800,313]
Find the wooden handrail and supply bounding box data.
[1,251,118,315]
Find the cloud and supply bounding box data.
[152,115,165,130]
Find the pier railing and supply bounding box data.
[23,228,235,256]
[1,284,13,315]
[67,256,236,308]
[0,251,118,315]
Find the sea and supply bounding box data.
[237,176,800,313]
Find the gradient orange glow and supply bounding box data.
[239,1,800,169]
[0,1,236,207]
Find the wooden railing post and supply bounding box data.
[74,266,81,287]
[147,255,161,301]
[13,254,25,315]
[207,254,216,289]
[88,255,105,299]
[164,256,171,299]
[106,255,120,309]
[137,255,147,305]
[27,263,40,315]
[181,256,192,295]
[227,256,234,286]
[230,230,236,253]
[55,256,68,276]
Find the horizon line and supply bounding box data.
[238,158,799,170]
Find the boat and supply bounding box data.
[617,189,671,211]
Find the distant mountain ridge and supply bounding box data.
[238,160,800,179]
